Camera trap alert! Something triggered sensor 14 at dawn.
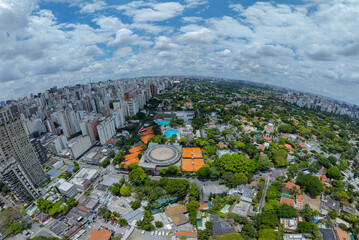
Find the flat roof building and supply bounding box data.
[55,179,78,198]
[70,168,98,190]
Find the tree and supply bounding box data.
[155,221,163,228]
[253,212,279,229]
[189,182,200,200]
[296,173,324,197]
[153,125,162,135]
[102,158,110,168]
[298,222,317,233]
[209,167,220,179]
[130,201,141,210]
[235,172,248,185]
[277,204,298,218]
[159,165,181,176]
[179,137,187,145]
[274,156,288,167]
[258,229,276,240]
[118,218,128,226]
[217,153,257,175]
[328,210,338,219]
[215,233,244,240]
[4,221,28,236]
[166,179,190,198]
[129,168,149,185]
[327,166,342,180]
[221,172,238,188]
[120,186,130,196]
[258,156,273,171]
[197,166,210,178]
[278,124,294,133]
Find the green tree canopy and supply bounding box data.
[217,153,257,174]
[129,168,149,185]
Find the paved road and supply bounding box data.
[0,193,14,206]
[259,171,271,213]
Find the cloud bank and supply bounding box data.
[0,0,359,104]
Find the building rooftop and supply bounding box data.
[165,205,187,217]
[202,185,229,196]
[334,227,351,240]
[88,228,112,240]
[58,181,74,192]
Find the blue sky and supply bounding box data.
[0,0,359,104]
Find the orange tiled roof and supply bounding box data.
[281,197,295,207]
[284,144,293,151]
[263,137,272,142]
[198,204,208,210]
[334,227,351,240]
[257,145,265,151]
[283,134,289,138]
[283,182,301,194]
[298,144,307,149]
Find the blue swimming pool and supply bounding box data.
[281,194,291,198]
[155,120,170,126]
[197,219,203,227]
[165,129,179,138]
[221,204,230,213]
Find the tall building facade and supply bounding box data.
[57,109,75,138]
[97,118,116,145]
[45,118,56,134]
[0,157,41,202]
[0,106,46,201]
[30,138,49,164]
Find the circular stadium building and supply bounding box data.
[139,143,182,170]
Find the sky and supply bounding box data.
[0,0,359,104]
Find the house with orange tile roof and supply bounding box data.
[298,144,307,149]
[283,134,289,138]
[283,182,302,194]
[263,137,272,142]
[198,204,209,210]
[217,142,227,148]
[334,227,351,240]
[298,136,306,141]
[281,181,303,210]
[284,144,293,151]
[257,145,265,151]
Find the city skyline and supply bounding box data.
[1,0,359,104]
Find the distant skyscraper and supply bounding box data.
[58,109,75,138]
[97,118,116,145]
[0,105,46,201]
